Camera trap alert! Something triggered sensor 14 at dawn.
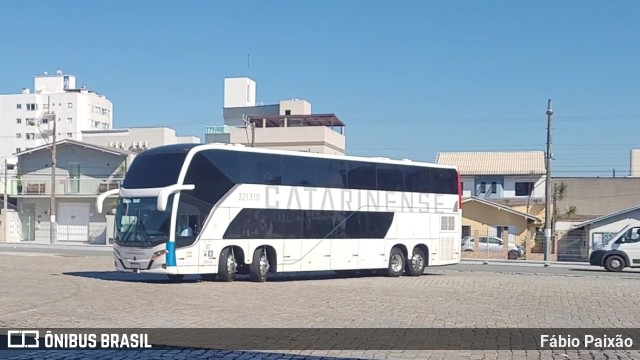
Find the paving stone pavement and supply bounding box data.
[1,253,640,359]
[3,349,640,359]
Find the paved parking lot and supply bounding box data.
[1,249,640,359]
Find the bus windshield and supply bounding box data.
[122,149,191,189]
[115,197,172,247]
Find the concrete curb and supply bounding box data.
[0,243,592,267]
[0,244,593,264]
[0,242,112,252]
[461,258,590,267]
[0,243,113,256]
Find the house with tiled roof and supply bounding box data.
[436,151,549,259]
[8,139,134,244]
[436,151,546,202]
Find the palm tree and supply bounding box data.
[551,181,579,238]
[553,182,578,219]
[564,205,578,219]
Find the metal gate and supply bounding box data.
[20,203,36,241]
[557,230,589,262]
[57,203,90,243]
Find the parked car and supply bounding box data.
[461,236,525,260]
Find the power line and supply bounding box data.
[342,113,640,123]
[561,192,640,199]
[347,145,638,151]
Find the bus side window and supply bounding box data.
[188,215,199,235]
[176,214,199,237]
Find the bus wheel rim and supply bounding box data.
[259,251,269,276]
[227,253,236,274]
[391,254,403,272]
[412,252,424,270]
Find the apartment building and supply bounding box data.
[0,70,113,164]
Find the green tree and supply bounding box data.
[552,181,579,235]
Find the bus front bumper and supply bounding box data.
[113,246,169,272]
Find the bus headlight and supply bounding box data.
[151,250,168,261]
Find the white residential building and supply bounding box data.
[206,77,346,155]
[81,127,200,152]
[0,70,113,164]
[436,151,547,203]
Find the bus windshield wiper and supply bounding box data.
[136,216,154,245]
[121,222,136,242]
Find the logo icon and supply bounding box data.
[7,330,40,348]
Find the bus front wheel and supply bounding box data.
[387,247,405,277]
[250,247,270,282]
[218,247,238,282]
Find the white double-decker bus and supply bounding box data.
[96,143,462,282]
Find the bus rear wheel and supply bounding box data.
[406,247,426,276]
[250,247,270,282]
[217,247,237,282]
[387,247,405,277]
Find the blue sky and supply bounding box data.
[0,1,638,177]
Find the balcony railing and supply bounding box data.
[4,177,124,196]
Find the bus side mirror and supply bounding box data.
[157,184,195,211]
[96,188,120,213]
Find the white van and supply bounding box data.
[589,223,640,272]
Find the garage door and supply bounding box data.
[57,203,90,243]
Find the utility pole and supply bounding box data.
[551,182,557,241]
[544,99,553,264]
[49,102,57,244]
